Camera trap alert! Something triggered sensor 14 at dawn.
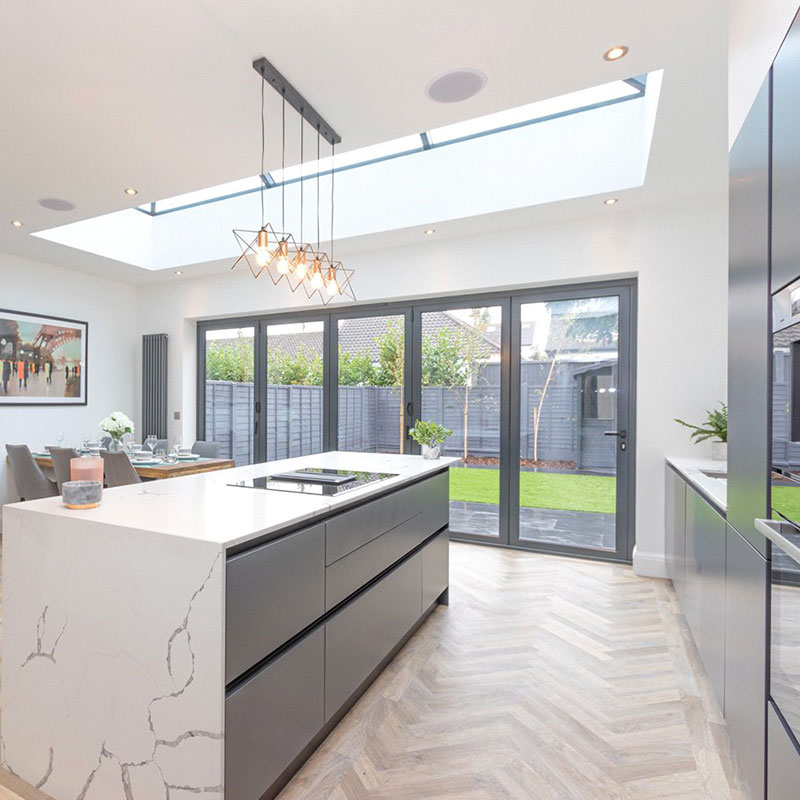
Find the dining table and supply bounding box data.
[26,451,235,481]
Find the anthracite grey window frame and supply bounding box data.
[196,278,637,563]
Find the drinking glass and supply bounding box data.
[56,431,65,446]
[144,434,157,453]
[155,447,167,461]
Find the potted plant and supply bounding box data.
[100,411,135,452]
[674,402,727,460]
[409,420,453,460]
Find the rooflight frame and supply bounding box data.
[135,76,647,218]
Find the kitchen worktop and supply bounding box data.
[3,451,460,549]
[666,455,727,512]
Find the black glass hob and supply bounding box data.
[228,467,397,496]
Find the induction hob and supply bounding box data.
[228,467,398,496]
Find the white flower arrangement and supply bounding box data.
[99,411,135,440]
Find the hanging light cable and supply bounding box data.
[254,76,271,268]
[274,92,292,275]
[325,141,340,297]
[294,108,308,279]
[309,124,325,291]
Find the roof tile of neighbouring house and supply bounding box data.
[258,311,502,361]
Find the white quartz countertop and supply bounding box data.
[3,452,459,549]
[665,455,727,512]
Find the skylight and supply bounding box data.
[136,77,644,217]
[34,72,662,271]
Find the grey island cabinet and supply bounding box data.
[1,452,456,800]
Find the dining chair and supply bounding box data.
[146,438,168,453]
[191,440,221,459]
[5,444,58,501]
[101,451,142,487]
[100,435,112,450]
[47,446,80,492]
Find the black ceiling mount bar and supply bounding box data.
[252,57,341,146]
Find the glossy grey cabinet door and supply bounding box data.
[665,466,687,602]
[325,514,424,609]
[326,482,421,564]
[325,552,423,720]
[225,628,324,800]
[698,498,726,712]
[683,486,703,645]
[768,701,800,799]
[422,528,449,609]
[725,524,768,800]
[226,523,325,683]
[421,470,450,534]
[772,10,800,294]
[728,72,771,556]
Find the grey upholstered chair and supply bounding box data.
[146,438,168,453]
[100,435,112,450]
[6,444,58,501]
[192,440,221,458]
[47,447,80,492]
[101,451,142,488]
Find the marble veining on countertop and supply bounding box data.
[3,452,459,549]
[666,455,727,512]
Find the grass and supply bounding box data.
[449,466,617,515]
[773,486,800,522]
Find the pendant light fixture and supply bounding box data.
[231,57,355,304]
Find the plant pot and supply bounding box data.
[422,444,441,460]
[711,441,727,462]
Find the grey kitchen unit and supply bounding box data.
[665,463,769,800]
[224,468,451,800]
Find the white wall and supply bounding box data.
[137,196,729,577]
[0,254,138,517]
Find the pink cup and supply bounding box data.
[71,456,103,483]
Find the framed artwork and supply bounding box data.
[0,309,88,405]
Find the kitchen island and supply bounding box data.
[1,452,457,800]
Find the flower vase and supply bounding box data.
[108,436,123,453]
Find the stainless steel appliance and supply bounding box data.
[772,278,800,526]
[229,467,397,496]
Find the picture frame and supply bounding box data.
[0,308,88,406]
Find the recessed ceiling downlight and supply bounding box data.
[10,220,23,227]
[38,197,76,211]
[603,45,628,61]
[426,69,487,103]
[603,197,619,206]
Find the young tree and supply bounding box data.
[374,319,406,453]
[458,308,492,460]
[267,345,323,385]
[529,302,618,462]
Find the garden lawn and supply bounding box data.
[449,467,617,515]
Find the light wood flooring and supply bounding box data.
[0,543,749,800]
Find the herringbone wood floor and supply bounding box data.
[0,543,749,800]
[277,543,749,800]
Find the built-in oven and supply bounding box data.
[772,277,800,527]
[770,528,800,748]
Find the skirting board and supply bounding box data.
[632,545,668,578]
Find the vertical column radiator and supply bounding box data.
[142,334,168,438]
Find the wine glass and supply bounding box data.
[56,431,65,447]
[144,434,157,453]
[154,446,167,462]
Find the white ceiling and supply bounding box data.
[0,0,730,285]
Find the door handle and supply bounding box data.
[406,401,413,417]
[603,430,626,438]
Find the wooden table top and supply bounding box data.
[27,453,235,480]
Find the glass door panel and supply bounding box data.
[515,295,622,553]
[337,314,407,453]
[203,325,255,466]
[419,305,503,539]
[266,320,324,460]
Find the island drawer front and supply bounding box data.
[226,523,325,684]
[325,552,423,720]
[421,470,450,535]
[422,528,449,609]
[225,627,324,800]
[325,481,425,565]
[325,514,425,609]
